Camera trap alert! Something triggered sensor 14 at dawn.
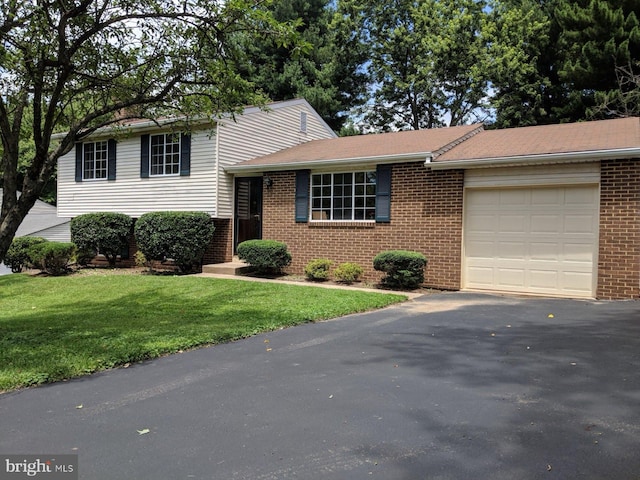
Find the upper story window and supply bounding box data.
[150,133,181,176]
[83,141,108,180]
[75,139,116,182]
[140,132,191,178]
[311,171,377,221]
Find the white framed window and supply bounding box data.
[150,133,180,176]
[311,171,377,221]
[83,141,108,180]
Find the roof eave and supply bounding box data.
[225,152,433,174]
[428,148,640,170]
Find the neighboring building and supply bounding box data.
[56,99,336,264]
[0,189,71,242]
[0,189,71,274]
[227,117,640,300]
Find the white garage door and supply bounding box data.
[463,186,599,298]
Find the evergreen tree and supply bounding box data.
[239,0,369,131]
[556,0,640,120]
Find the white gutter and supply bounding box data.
[225,152,434,174]
[428,147,640,170]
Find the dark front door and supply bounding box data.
[235,177,263,251]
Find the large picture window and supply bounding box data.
[311,171,377,221]
[150,133,180,176]
[83,141,108,180]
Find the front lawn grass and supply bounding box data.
[0,274,405,392]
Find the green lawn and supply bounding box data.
[0,273,405,391]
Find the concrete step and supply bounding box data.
[202,260,254,276]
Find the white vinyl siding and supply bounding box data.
[463,164,600,298]
[58,129,218,218]
[216,102,336,218]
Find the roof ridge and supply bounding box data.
[432,124,485,160]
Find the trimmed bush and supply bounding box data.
[333,262,364,284]
[304,258,333,281]
[134,211,215,273]
[373,250,427,289]
[237,240,292,274]
[28,242,76,276]
[71,212,133,267]
[4,236,47,273]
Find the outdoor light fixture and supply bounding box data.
[264,176,274,188]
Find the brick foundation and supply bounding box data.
[597,159,640,299]
[262,163,464,290]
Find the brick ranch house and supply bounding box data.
[226,116,640,300]
[57,101,639,300]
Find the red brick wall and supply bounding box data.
[597,159,640,299]
[204,218,233,264]
[262,162,464,289]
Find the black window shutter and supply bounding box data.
[180,133,191,176]
[375,164,392,223]
[75,143,83,182]
[295,170,310,222]
[107,139,117,180]
[140,134,150,178]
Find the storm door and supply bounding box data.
[234,177,263,251]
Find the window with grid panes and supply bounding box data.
[83,141,108,180]
[311,171,377,221]
[150,133,180,176]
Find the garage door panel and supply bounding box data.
[563,243,595,263]
[531,188,561,205]
[466,214,496,234]
[564,215,597,234]
[530,242,560,261]
[464,185,598,298]
[530,214,562,234]
[499,215,527,234]
[499,189,528,205]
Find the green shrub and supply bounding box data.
[237,240,292,274]
[333,262,364,284]
[4,236,48,273]
[134,211,215,273]
[134,250,148,269]
[373,250,427,289]
[304,258,333,281]
[71,212,133,267]
[28,242,76,276]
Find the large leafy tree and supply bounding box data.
[238,0,368,131]
[0,0,299,263]
[343,0,491,131]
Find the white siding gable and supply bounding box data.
[216,100,336,217]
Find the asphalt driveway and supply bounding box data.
[1,292,639,479]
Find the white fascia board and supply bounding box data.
[225,152,433,174]
[429,148,640,170]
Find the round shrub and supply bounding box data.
[134,211,215,273]
[71,212,133,267]
[373,250,427,289]
[304,258,333,281]
[333,262,364,284]
[4,236,47,273]
[28,241,76,276]
[237,240,292,274]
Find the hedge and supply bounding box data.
[373,250,427,289]
[71,212,133,266]
[237,240,292,274]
